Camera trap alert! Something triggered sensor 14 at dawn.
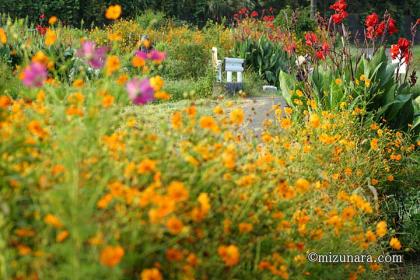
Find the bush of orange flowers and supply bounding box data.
[0,4,419,280]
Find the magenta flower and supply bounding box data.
[134,50,166,64]
[77,41,107,69]
[135,50,148,60]
[22,62,48,88]
[126,78,155,105]
[149,50,166,63]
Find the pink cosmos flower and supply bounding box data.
[126,78,155,105]
[22,62,47,88]
[77,41,107,69]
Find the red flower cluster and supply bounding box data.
[390,37,411,63]
[304,32,330,60]
[305,32,317,46]
[330,0,348,24]
[36,25,47,36]
[365,13,398,39]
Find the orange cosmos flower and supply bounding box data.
[0,28,7,44]
[28,120,47,138]
[56,230,69,242]
[166,217,184,235]
[17,245,32,256]
[154,91,170,100]
[167,181,189,202]
[48,16,58,25]
[199,116,219,133]
[105,5,122,20]
[218,245,240,266]
[141,268,162,280]
[44,214,63,228]
[238,223,253,233]
[105,55,120,76]
[132,56,145,68]
[171,111,182,129]
[117,74,129,85]
[15,228,35,237]
[0,95,11,108]
[376,221,387,237]
[45,29,57,46]
[137,158,156,174]
[166,248,183,261]
[102,95,115,108]
[99,245,124,267]
[389,237,402,250]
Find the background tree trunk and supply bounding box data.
[310,0,317,19]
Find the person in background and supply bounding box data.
[137,34,153,53]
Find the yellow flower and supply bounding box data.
[376,221,387,237]
[108,33,122,41]
[99,245,125,267]
[295,178,310,192]
[360,74,366,81]
[365,79,371,87]
[48,16,58,25]
[335,78,342,85]
[141,268,162,280]
[105,5,122,20]
[72,79,84,88]
[370,138,379,150]
[387,175,394,182]
[213,106,224,115]
[0,28,7,44]
[365,230,377,242]
[230,108,245,125]
[150,76,164,91]
[309,114,320,128]
[280,118,292,129]
[105,55,120,76]
[166,217,184,235]
[296,89,303,97]
[389,237,402,250]
[45,29,57,47]
[218,245,240,266]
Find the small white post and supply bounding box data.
[237,72,243,83]
[227,71,233,83]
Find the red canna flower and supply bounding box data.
[390,37,412,63]
[331,11,348,24]
[250,11,258,18]
[388,18,398,35]
[390,44,400,60]
[330,0,348,24]
[365,13,379,28]
[375,21,386,37]
[330,0,347,12]
[305,32,318,47]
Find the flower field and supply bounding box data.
[0,2,419,280]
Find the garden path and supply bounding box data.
[239,95,287,134]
